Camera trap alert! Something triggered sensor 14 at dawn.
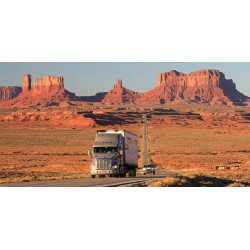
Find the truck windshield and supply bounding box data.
[94,147,118,154]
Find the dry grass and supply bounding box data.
[0,128,94,183]
[0,174,88,184]
[147,173,249,187]
[0,126,142,184]
[146,106,250,185]
[148,124,250,185]
[147,176,188,187]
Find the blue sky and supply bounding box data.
[0,63,249,96]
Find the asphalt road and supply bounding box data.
[142,114,149,165]
[0,171,178,187]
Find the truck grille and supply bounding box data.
[97,159,111,170]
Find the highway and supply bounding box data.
[0,171,178,187]
[142,114,149,165]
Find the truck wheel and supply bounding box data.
[133,170,137,177]
[91,175,96,178]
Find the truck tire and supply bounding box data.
[91,175,96,178]
[128,170,133,177]
[133,169,137,177]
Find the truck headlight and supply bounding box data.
[111,165,118,170]
[91,159,97,169]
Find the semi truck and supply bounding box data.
[88,130,138,178]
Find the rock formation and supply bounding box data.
[32,75,64,95]
[0,69,249,107]
[0,75,71,107]
[0,87,22,101]
[102,70,249,106]
[22,74,31,94]
[154,69,247,104]
[136,69,231,105]
[114,78,123,89]
[102,78,140,104]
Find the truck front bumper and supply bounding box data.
[91,169,117,176]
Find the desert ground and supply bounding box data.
[0,103,249,186]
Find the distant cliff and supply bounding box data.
[0,87,22,101]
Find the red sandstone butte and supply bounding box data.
[22,74,32,94]
[0,75,70,107]
[102,79,140,104]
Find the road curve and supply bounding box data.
[0,171,178,187]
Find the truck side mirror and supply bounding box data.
[88,149,92,157]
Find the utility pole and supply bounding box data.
[142,114,149,166]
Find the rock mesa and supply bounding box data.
[0,75,71,107]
